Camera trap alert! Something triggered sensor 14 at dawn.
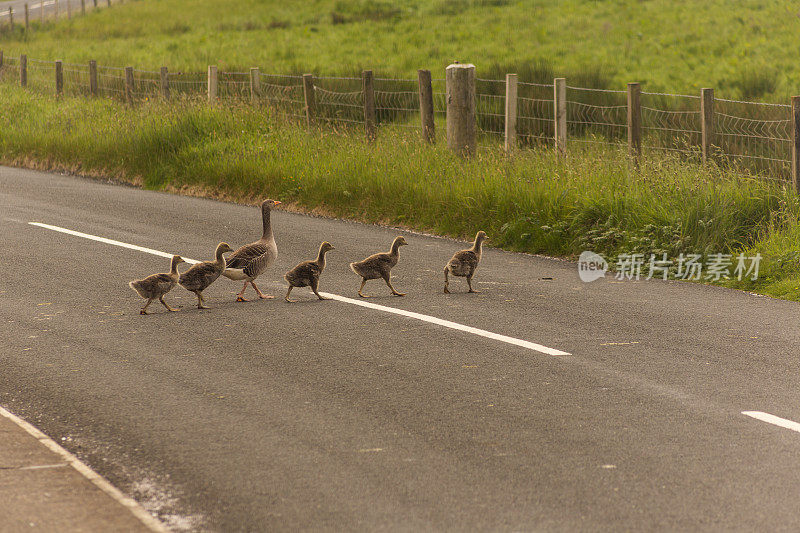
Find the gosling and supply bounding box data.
[350,236,408,297]
[444,231,487,293]
[129,255,185,314]
[284,241,335,302]
[178,242,233,309]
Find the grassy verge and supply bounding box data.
[1,86,799,300]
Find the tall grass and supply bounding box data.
[0,0,796,101]
[0,86,795,271]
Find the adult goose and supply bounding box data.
[129,255,185,314]
[350,236,408,297]
[222,199,281,301]
[178,242,233,309]
[444,230,487,293]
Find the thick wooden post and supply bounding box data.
[89,60,98,96]
[55,0,59,18]
[554,77,567,155]
[303,73,316,128]
[249,67,260,102]
[207,65,217,103]
[40,1,43,24]
[160,66,169,99]
[627,82,642,166]
[67,0,71,19]
[7,7,12,28]
[20,54,27,87]
[792,96,800,191]
[701,88,714,164]
[418,69,435,144]
[81,0,86,15]
[362,70,376,141]
[446,62,476,156]
[24,4,29,31]
[55,60,63,95]
[93,0,98,7]
[124,66,134,104]
[107,0,110,7]
[504,73,518,152]
[0,51,3,69]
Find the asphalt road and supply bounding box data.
[0,0,101,23]
[3,165,800,531]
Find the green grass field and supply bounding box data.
[0,0,797,100]
[2,0,800,299]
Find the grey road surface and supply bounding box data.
[3,165,800,531]
[0,0,101,24]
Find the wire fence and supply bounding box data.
[0,54,795,183]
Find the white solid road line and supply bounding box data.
[0,405,169,533]
[29,221,571,356]
[741,411,800,433]
[320,292,570,356]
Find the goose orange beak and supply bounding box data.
[274,200,282,205]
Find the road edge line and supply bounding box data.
[0,405,169,533]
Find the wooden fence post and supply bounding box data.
[81,0,86,15]
[160,66,169,99]
[7,7,12,28]
[20,54,27,87]
[94,0,98,7]
[792,96,800,191]
[55,0,59,18]
[554,77,567,155]
[417,69,435,144]
[362,69,376,141]
[24,4,29,31]
[67,0,71,19]
[55,60,63,95]
[701,88,714,164]
[207,65,217,103]
[303,73,316,128]
[0,51,3,69]
[107,0,110,7]
[249,67,260,102]
[445,62,476,156]
[124,66,134,104]
[89,60,97,96]
[627,82,642,166]
[40,1,43,24]
[504,73,518,152]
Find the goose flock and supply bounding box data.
[128,199,488,314]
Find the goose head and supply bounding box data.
[320,241,335,253]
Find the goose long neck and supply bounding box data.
[472,235,484,255]
[169,257,180,276]
[390,238,403,256]
[261,205,273,242]
[214,245,227,264]
[315,245,328,267]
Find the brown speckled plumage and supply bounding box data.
[221,199,280,301]
[444,231,487,293]
[179,242,233,309]
[129,255,185,314]
[349,236,408,297]
[284,242,335,302]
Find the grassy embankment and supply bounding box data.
[2,0,800,298]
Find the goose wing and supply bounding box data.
[224,242,269,270]
[179,262,223,291]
